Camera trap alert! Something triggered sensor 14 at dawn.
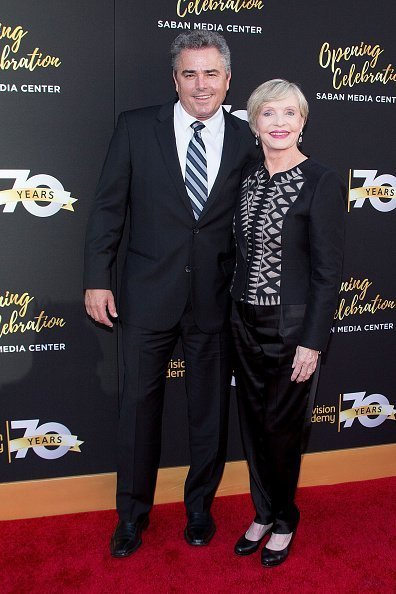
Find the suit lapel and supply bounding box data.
[154,102,195,218]
[199,109,241,221]
[235,177,248,259]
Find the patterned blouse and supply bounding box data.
[239,162,307,306]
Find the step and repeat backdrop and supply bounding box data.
[0,1,395,485]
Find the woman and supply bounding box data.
[231,79,345,567]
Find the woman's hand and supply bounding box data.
[291,345,320,383]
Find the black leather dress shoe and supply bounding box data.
[110,516,149,558]
[261,532,295,567]
[184,512,216,546]
[234,525,272,556]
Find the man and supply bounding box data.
[84,31,256,558]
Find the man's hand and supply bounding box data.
[291,345,320,383]
[85,289,118,328]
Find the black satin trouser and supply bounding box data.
[232,301,316,534]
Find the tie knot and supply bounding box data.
[191,121,205,134]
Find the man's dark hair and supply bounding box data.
[171,30,231,74]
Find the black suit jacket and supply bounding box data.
[231,158,345,352]
[84,101,256,332]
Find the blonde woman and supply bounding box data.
[231,79,345,567]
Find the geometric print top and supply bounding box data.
[239,162,306,305]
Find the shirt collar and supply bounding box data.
[175,101,224,137]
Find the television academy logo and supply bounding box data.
[0,170,77,217]
[166,358,185,379]
[5,419,83,461]
[348,170,396,213]
[223,105,248,121]
[339,391,396,431]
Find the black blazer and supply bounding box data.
[84,101,257,333]
[231,158,345,352]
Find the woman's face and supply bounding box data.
[255,94,305,153]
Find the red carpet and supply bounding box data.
[1,477,395,593]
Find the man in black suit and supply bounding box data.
[84,31,256,557]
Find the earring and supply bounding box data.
[298,131,303,145]
[255,134,260,146]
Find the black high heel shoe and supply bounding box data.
[234,525,272,556]
[261,531,296,567]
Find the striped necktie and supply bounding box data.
[185,121,208,219]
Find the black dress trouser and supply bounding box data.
[231,301,317,534]
[116,300,232,523]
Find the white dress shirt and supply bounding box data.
[174,101,225,195]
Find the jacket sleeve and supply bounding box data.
[299,170,346,352]
[83,112,132,289]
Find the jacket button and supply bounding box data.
[193,228,199,234]
[185,265,191,273]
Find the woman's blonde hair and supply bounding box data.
[247,79,309,134]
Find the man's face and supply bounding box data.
[173,47,231,121]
